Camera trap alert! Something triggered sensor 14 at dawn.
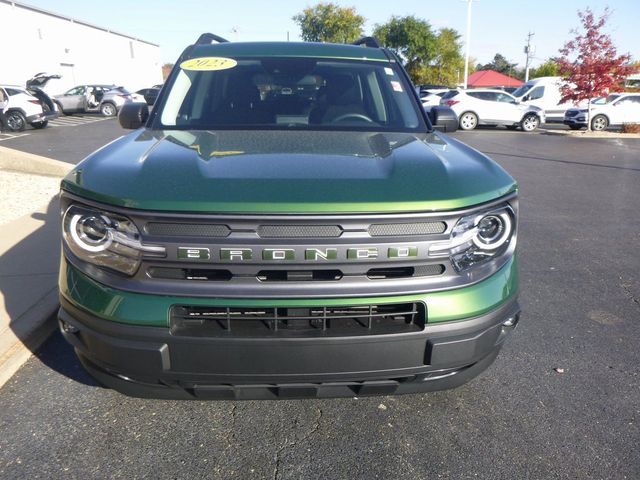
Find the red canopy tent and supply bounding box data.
[467,70,523,88]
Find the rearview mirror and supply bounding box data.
[429,106,458,133]
[119,102,149,129]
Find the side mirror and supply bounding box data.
[119,102,149,129]
[429,106,458,133]
[522,95,530,102]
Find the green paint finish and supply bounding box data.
[305,248,338,261]
[263,248,295,261]
[177,247,210,260]
[219,248,252,261]
[60,256,518,328]
[61,130,516,214]
[388,246,418,258]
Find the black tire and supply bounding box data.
[520,113,540,132]
[568,125,582,130]
[100,102,117,117]
[458,111,478,130]
[31,121,48,129]
[591,114,608,131]
[6,110,27,132]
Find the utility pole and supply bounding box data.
[524,31,535,82]
[463,0,475,89]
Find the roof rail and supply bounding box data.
[196,33,230,45]
[352,36,381,48]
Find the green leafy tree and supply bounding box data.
[293,3,365,43]
[421,28,465,86]
[529,59,560,78]
[477,53,519,76]
[373,16,437,83]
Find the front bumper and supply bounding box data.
[59,292,520,400]
[563,118,586,127]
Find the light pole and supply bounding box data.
[463,0,475,89]
[524,32,535,82]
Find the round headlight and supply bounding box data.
[69,213,113,252]
[473,212,512,250]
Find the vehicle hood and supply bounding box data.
[62,129,516,214]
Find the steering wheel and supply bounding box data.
[331,113,374,123]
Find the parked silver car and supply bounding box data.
[53,85,135,116]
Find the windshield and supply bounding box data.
[156,57,424,131]
[511,84,532,98]
[604,94,622,104]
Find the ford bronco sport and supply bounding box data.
[58,34,520,399]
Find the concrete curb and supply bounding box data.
[542,130,640,139]
[0,145,73,177]
[0,147,68,388]
[0,291,58,388]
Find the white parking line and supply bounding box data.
[0,132,30,142]
[49,116,111,127]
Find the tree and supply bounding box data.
[373,16,437,84]
[477,53,519,76]
[421,28,465,86]
[529,59,560,79]
[557,8,634,130]
[293,3,365,43]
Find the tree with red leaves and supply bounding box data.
[557,8,634,131]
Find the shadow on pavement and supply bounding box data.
[1,196,98,388]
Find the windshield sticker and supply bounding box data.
[384,67,394,76]
[391,81,403,92]
[180,57,237,71]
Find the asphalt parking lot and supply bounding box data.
[1,122,639,479]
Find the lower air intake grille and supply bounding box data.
[170,303,425,337]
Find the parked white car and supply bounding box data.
[0,84,58,131]
[441,89,545,131]
[563,93,640,131]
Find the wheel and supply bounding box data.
[591,114,608,131]
[31,121,48,129]
[458,112,478,130]
[100,102,117,117]
[520,113,540,132]
[6,111,27,132]
[568,125,582,130]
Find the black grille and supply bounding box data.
[367,264,444,279]
[148,267,232,281]
[170,303,425,337]
[368,222,446,236]
[146,223,230,237]
[565,110,579,118]
[257,225,342,238]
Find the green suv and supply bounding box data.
[58,34,520,399]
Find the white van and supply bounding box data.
[511,76,576,122]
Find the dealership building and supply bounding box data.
[0,0,163,94]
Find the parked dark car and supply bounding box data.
[136,86,161,105]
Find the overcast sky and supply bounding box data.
[21,0,639,67]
